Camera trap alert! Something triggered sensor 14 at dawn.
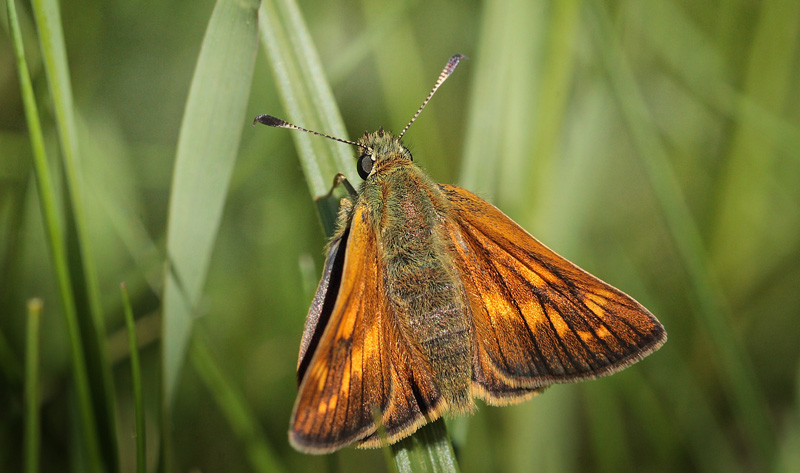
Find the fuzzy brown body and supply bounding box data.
[363,154,473,413]
[289,130,666,454]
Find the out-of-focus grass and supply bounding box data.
[29,0,119,467]
[6,0,105,470]
[120,283,144,473]
[24,298,41,473]
[2,0,799,472]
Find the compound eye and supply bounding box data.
[357,154,373,180]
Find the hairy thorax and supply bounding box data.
[360,161,474,411]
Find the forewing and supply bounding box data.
[440,184,666,405]
[290,203,442,453]
[297,235,346,382]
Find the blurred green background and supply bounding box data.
[2,0,799,472]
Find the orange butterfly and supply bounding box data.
[255,54,666,454]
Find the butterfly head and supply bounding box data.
[354,127,412,180]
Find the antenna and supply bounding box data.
[253,115,367,150]
[398,54,467,139]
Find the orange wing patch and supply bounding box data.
[440,184,666,406]
[290,203,444,453]
[291,204,390,453]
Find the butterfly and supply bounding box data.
[255,54,666,454]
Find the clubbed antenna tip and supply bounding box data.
[253,114,289,128]
[399,54,468,139]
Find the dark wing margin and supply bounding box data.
[297,231,348,383]
[439,184,666,406]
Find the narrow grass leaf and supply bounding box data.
[391,419,460,473]
[460,0,545,215]
[372,409,399,473]
[191,332,287,473]
[259,0,356,198]
[7,0,104,470]
[161,0,260,412]
[121,283,146,473]
[30,0,119,465]
[526,0,582,222]
[25,298,43,473]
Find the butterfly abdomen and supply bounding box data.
[370,166,474,412]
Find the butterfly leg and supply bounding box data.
[316,172,358,200]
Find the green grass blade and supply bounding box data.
[191,332,287,473]
[391,420,460,473]
[121,283,146,473]
[259,0,357,197]
[7,0,104,470]
[29,0,119,466]
[460,0,545,212]
[588,2,775,467]
[161,0,260,421]
[25,298,43,473]
[526,0,582,221]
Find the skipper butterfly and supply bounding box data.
[255,54,666,454]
